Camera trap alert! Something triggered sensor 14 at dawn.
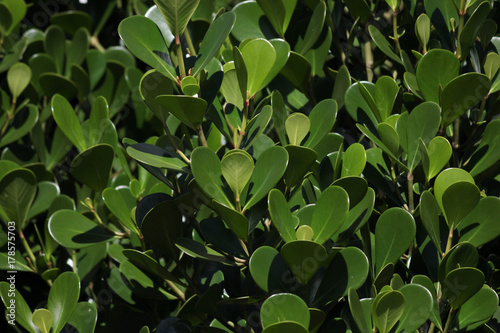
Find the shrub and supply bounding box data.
[1,0,500,332]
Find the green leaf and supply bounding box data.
[48,210,115,248]
[118,16,177,82]
[416,49,459,103]
[212,200,249,241]
[372,291,405,333]
[415,13,431,50]
[241,38,277,96]
[0,0,26,35]
[441,73,490,128]
[7,62,31,102]
[341,143,366,177]
[281,240,327,284]
[406,101,441,171]
[39,73,78,100]
[262,38,291,88]
[439,242,478,283]
[51,10,92,35]
[375,208,416,274]
[299,1,326,55]
[44,25,66,74]
[51,94,86,152]
[221,150,254,198]
[458,197,500,247]
[261,293,310,330]
[249,246,296,293]
[241,105,273,150]
[420,136,452,182]
[71,144,114,193]
[285,112,310,145]
[191,146,234,209]
[484,52,500,81]
[28,181,59,220]
[0,168,36,230]
[243,146,288,211]
[0,281,37,333]
[156,95,207,130]
[313,247,369,307]
[153,0,200,37]
[348,289,372,333]
[334,188,375,241]
[122,249,185,286]
[411,275,443,330]
[200,218,247,259]
[459,1,490,61]
[457,285,498,329]
[232,1,277,41]
[311,186,349,244]
[441,182,480,229]
[256,0,297,37]
[175,238,236,266]
[268,189,296,243]
[283,145,317,188]
[280,51,312,93]
[65,27,89,76]
[304,99,337,149]
[396,284,433,333]
[0,104,39,148]
[442,267,484,309]
[434,168,475,214]
[141,200,182,260]
[420,191,442,253]
[32,309,53,333]
[47,272,80,333]
[374,76,399,122]
[377,123,399,156]
[345,81,378,128]
[126,144,189,173]
[192,12,236,76]
[66,302,97,333]
[368,25,403,65]
[468,119,500,177]
[103,188,139,235]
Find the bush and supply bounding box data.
[1,0,500,332]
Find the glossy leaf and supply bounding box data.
[303,99,337,149]
[153,0,199,37]
[261,293,309,329]
[0,104,39,147]
[396,284,433,332]
[442,267,484,309]
[141,200,182,260]
[212,200,249,240]
[348,289,372,333]
[458,197,500,247]
[299,2,326,55]
[0,281,37,333]
[191,146,234,209]
[415,13,431,51]
[66,302,97,333]
[457,285,498,329]
[0,168,36,230]
[156,95,207,130]
[420,136,452,182]
[416,49,459,103]
[118,16,177,81]
[243,146,288,211]
[249,246,296,293]
[221,150,254,198]
[375,208,416,274]
[126,143,189,173]
[47,272,80,333]
[372,291,405,333]
[71,144,114,193]
[241,38,276,96]
[341,143,366,177]
[313,247,369,307]
[420,191,442,252]
[283,145,317,188]
[48,210,115,248]
[441,181,480,229]
[7,62,31,101]
[368,25,403,65]
[285,112,310,145]
[281,240,327,285]
[310,186,349,244]
[441,73,490,128]
[192,12,236,76]
[434,168,475,214]
[51,94,86,152]
[468,119,500,177]
[32,309,53,333]
[269,189,296,243]
[103,188,139,234]
[411,275,443,330]
[459,2,490,60]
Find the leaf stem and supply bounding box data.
[71,250,78,274]
[445,228,454,254]
[392,8,402,54]
[90,35,106,52]
[176,36,186,79]
[165,279,186,302]
[456,0,466,59]
[407,171,414,214]
[453,118,460,149]
[197,126,208,147]
[19,229,37,269]
[443,308,455,333]
[184,30,197,56]
[364,41,374,82]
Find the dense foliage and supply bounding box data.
[1,0,500,332]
